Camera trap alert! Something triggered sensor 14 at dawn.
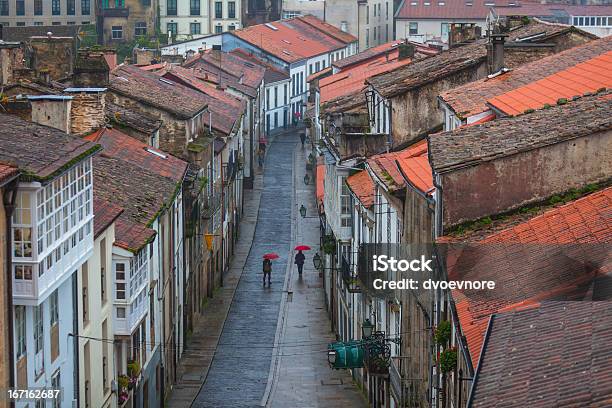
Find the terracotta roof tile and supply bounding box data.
[471,301,612,408]
[109,64,209,119]
[231,16,355,63]
[332,40,436,70]
[160,66,246,136]
[449,188,612,369]
[93,197,124,238]
[229,49,290,84]
[184,49,265,90]
[296,15,357,45]
[429,92,612,174]
[368,20,578,98]
[87,128,187,252]
[0,163,18,181]
[488,50,612,115]
[347,170,376,208]
[440,36,612,118]
[367,140,432,194]
[316,163,325,209]
[397,0,516,20]
[320,51,413,104]
[0,113,100,181]
[493,3,612,18]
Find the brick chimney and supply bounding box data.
[487,33,508,74]
[64,88,107,136]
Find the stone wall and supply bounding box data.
[107,92,189,158]
[0,45,25,85]
[28,37,74,80]
[440,129,612,230]
[30,99,72,133]
[70,93,106,136]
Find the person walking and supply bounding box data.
[299,132,306,147]
[263,258,272,286]
[294,250,305,275]
[258,147,265,167]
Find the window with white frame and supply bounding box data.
[51,370,60,408]
[129,249,148,297]
[14,264,32,281]
[13,191,32,258]
[34,304,43,354]
[115,262,126,300]
[341,178,351,227]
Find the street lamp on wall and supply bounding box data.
[362,318,374,339]
[313,253,322,270]
[299,204,307,218]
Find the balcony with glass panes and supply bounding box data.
[113,248,149,336]
[12,159,94,304]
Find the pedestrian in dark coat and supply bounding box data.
[300,133,306,147]
[295,250,306,275]
[263,258,272,285]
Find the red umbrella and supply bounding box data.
[263,253,279,260]
[294,245,311,251]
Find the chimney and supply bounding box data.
[487,33,507,74]
[29,96,73,133]
[398,41,415,60]
[64,88,107,135]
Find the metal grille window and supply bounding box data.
[52,0,60,15]
[67,0,75,15]
[215,1,222,18]
[112,25,123,39]
[215,24,222,33]
[135,22,147,36]
[190,0,200,15]
[167,0,177,16]
[228,1,236,18]
[190,22,201,34]
[81,0,90,14]
[0,0,8,16]
[16,0,24,15]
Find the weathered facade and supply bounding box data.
[96,0,157,44]
[366,20,596,147]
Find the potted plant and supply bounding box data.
[434,320,451,347]
[439,347,457,374]
[118,374,130,391]
[127,360,141,379]
[322,235,336,255]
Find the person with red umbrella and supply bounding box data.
[294,245,310,276]
[262,253,278,286]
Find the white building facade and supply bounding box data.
[160,0,242,40]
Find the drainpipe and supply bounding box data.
[72,272,80,407]
[3,178,17,408]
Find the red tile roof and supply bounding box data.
[160,66,247,136]
[488,50,612,115]
[93,197,124,238]
[231,16,355,63]
[396,0,515,20]
[440,36,612,119]
[367,140,433,195]
[346,170,376,209]
[320,51,412,104]
[85,127,188,183]
[296,15,357,45]
[0,163,19,185]
[470,301,612,408]
[494,3,612,17]
[110,64,209,119]
[229,48,290,84]
[86,128,187,252]
[184,49,266,90]
[448,187,612,368]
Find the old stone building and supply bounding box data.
[96,0,157,44]
[366,19,597,147]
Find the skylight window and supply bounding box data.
[265,23,278,31]
[424,1,430,5]
[159,78,175,85]
[145,148,167,159]
[410,1,417,5]
[465,1,473,5]
[282,39,291,44]
[282,50,292,55]
[438,1,445,4]
[484,1,494,5]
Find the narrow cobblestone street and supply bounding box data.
[167,129,365,407]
